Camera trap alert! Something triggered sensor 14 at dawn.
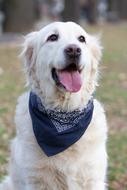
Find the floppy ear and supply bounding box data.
[88,35,102,67]
[20,32,38,70]
[87,35,103,89]
[20,32,38,85]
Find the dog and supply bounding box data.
[0,22,108,190]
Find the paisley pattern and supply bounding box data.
[29,92,94,156]
[35,93,93,133]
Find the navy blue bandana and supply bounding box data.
[29,92,94,157]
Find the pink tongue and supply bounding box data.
[57,70,82,92]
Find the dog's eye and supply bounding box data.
[47,34,59,42]
[78,35,86,43]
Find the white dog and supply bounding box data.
[0,22,108,190]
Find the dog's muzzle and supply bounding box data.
[64,44,81,67]
[52,44,82,93]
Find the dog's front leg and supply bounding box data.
[84,180,107,190]
[83,154,108,190]
[25,183,50,190]
[85,149,108,190]
[81,141,108,190]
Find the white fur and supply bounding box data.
[0,22,108,190]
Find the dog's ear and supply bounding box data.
[20,32,38,68]
[87,35,103,89]
[88,35,102,66]
[20,32,38,86]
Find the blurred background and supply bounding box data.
[0,0,127,190]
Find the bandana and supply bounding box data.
[29,92,94,157]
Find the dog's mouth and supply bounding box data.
[52,64,83,93]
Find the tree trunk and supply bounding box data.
[62,0,80,23]
[87,0,98,24]
[3,0,37,32]
[119,0,127,19]
[108,0,127,19]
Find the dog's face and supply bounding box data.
[22,22,102,109]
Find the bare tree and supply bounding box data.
[62,0,80,23]
[88,0,98,24]
[119,0,127,19]
[62,0,98,24]
[3,0,37,32]
[108,0,127,19]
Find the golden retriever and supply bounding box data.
[0,22,108,190]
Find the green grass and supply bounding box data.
[0,23,127,189]
[108,131,127,190]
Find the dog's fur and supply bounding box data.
[0,22,108,190]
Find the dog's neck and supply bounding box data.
[31,83,94,112]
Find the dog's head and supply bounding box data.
[21,22,102,110]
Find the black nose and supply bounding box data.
[64,44,81,59]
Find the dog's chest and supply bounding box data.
[41,148,90,189]
[22,137,89,190]
[26,160,86,190]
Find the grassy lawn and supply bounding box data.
[0,23,127,189]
